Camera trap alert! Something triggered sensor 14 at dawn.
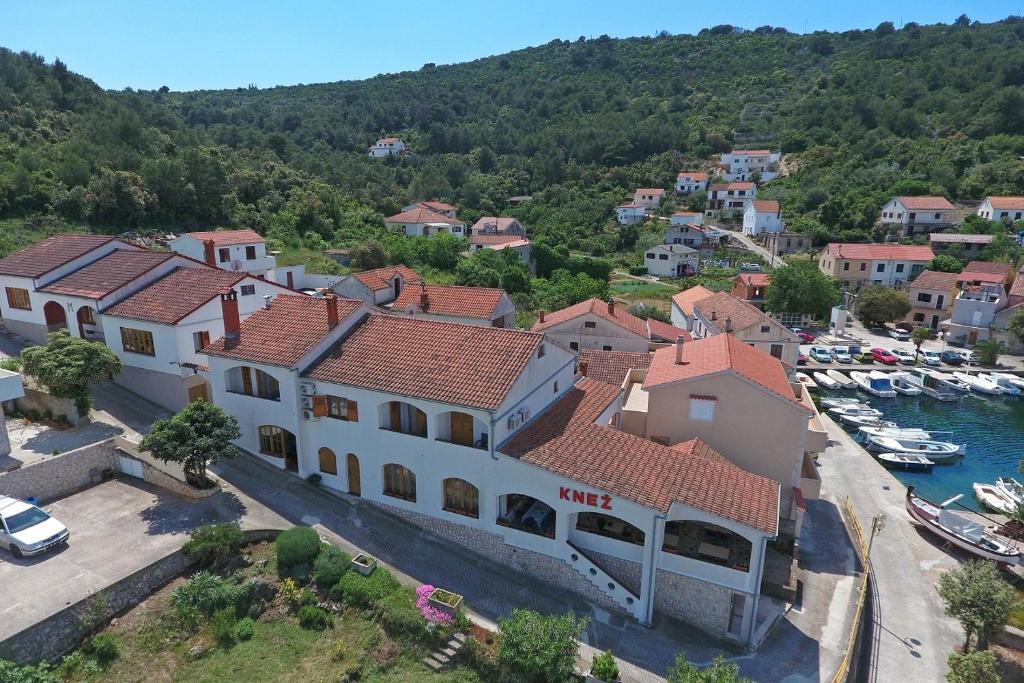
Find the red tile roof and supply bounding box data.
[677,172,709,181]
[385,206,464,226]
[909,270,958,292]
[734,273,771,288]
[105,267,270,324]
[692,292,774,334]
[751,200,780,213]
[532,299,649,338]
[392,284,506,319]
[957,271,1007,285]
[376,137,401,144]
[0,235,120,279]
[645,318,692,343]
[351,265,422,292]
[40,251,175,299]
[730,149,771,155]
[417,200,457,212]
[500,378,779,533]
[178,229,265,245]
[304,315,542,410]
[963,261,1012,276]
[204,294,364,367]
[670,286,715,316]
[895,196,955,211]
[709,182,755,191]
[578,350,652,386]
[643,334,805,408]
[635,188,666,194]
[826,243,935,261]
[471,217,522,233]
[1010,274,1024,299]
[469,234,531,246]
[987,196,1024,210]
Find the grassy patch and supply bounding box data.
[1009,588,1024,630]
[609,279,678,299]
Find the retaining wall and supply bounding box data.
[0,440,117,501]
[14,385,83,427]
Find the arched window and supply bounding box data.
[382,463,416,502]
[226,366,280,401]
[381,401,427,437]
[662,520,752,572]
[318,447,337,475]
[258,425,289,458]
[443,478,479,518]
[574,512,645,546]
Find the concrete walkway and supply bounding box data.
[816,415,962,682]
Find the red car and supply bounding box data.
[870,347,898,365]
[791,329,816,343]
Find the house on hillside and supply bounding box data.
[368,137,406,157]
[335,265,423,306]
[168,229,276,278]
[391,284,516,328]
[644,244,698,278]
[684,290,801,367]
[663,223,712,253]
[742,200,784,237]
[719,150,781,183]
[532,298,689,353]
[948,283,1007,345]
[878,196,957,237]
[977,196,1024,222]
[705,183,756,219]
[402,201,458,219]
[905,270,958,331]
[385,206,466,237]
[617,204,647,225]
[468,234,532,265]
[632,189,665,210]
[731,273,770,311]
[670,211,704,226]
[817,243,934,290]
[929,233,994,259]
[957,261,1014,288]
[764,232,813,258]
[470,217,527,237]
[675,172,709,194]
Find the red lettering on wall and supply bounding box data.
[559,487,571,501]
[572,490,585,504]
[558,487,613,511]
[600,494,612,510]
[586,493,598,507]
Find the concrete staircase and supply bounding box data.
[422,631,467,672]
[565,541,640,616]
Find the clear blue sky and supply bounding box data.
[1,1,1018,91]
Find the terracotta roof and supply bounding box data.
[646,318,692,343]
[730,149,771,155]
[709,182,755,191]
[826,243,935,261]
[894,196,955,211]
[671,212,703,218]
[40,251,175,299]
[1010,275,1024,299]
[471,217,521,232]
[734,273,771,288]
[670,286,715,316]
[532,299,649,339]
[987,196,1024,210]
[910,270,959,292]
[472,237,531,250]
[957,271,1007,285]
[392,284,505,319]
[578,350,652,386]
[304,315,541,411]
[178,229,265,245]
[0,235,119,278]
[692,292,773,334]
[469,234,531,247]
[643,334,804,408]
[751,200,780,213]
[376,137,401,144]
[351,265,422,292]
[500,378,779,533]
[105,267,254,324]
[635,188,666,195]
[418,201,457,212]
[677,172,709,181]
[930,233,994,244]
[385,207,464,226]
[204,294,364,367]
[963,261,1012,276]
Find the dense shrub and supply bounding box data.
[498,609,588,683]
[297,605,332,630]
[181,523,244,569]
[210,608,237,646]
[0,660,58,683]
[627,265,648,276]
[313,546,351,588]
[591,651,619,682]
[171,571,250,622]
[375,588,431,642]
[234,617,256,641]
[87,634,119,667]
[332,568,400,608]
[275,527,321,579]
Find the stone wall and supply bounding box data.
[586,549,643,596]
[14,384,84,427]
[655,567,732,635]
[0,440,117,502]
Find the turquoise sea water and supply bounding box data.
[827,388,1024,512]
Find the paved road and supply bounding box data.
[723,229,783,267]
[816,415,962,682]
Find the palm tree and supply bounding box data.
[973,338,1007,368]
[910,326,931,363]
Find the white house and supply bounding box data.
[335,265,423,306]
[670,212,704,226]
[470,216,527,236]
[617,205,647,225]
[391,284,517,328]
[100,267,292,410]
[532,298,689,353]
[706,183,756,219]
[368,137,406,157]
[675,172,709,194]
[632,189,666,210]
[385,206,467,237]
[468,235,532,266]
[878,196,957,236]
[977,196,1024,222]
[719,150,781,183]
[742,200,784,237]
[644,244,698,278]
[0,235,141,344]
[167,229,275,278]
[201,293,781,645]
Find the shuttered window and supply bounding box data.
[318,447,337,475]
[382,464,416,502]
[325,395,358,421]
[120,328,155,356]
[443,478,479,518]
[5,288,30,310]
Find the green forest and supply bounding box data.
[1,15,1023,270]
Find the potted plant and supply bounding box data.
[426,587,464,619]
[350,553,377,576]
[588,650,620,682]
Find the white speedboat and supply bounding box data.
[814,372,841,390]
[997,477,1024,506]
[980,373,1022,396]
[932,371,971,393]
[795,372,818,392]
[840,414,898,429]
[973,483,1019,515]
[828,404,883,418]
[907,368,960,401]
[989,372,1024,391]
[825,369,856,390]
[820,396,861,408]
[863,434,964,462]
[858,425,933,440]
[851,370,897,398]
[952,372,1003,396]
[890,372,923,396]
[878,452,934,472]
[907,488,1021,564]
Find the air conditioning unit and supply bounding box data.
[299,382,315,396]
[301,396,313,410]
[302,410,317,422]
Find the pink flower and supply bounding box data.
[416,584,454,624]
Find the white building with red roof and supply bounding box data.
[616,203,647,225]
[385,206,467,237]
[402,200,458,219]
[675,172,709,194]
[644,244,698,278]
[469,216,526,237]
[818,243,934,289]
[532,298,690,353]
[719,150,780,183]
[335,265,423,306]
[706,182,756,218]
[632,189,666,210]
[977,196,1024,222]
[368,137,406,157]
[468,234,532,265]
[669,211,704,226]
[879,196,958,236]
[168,229,276,277]
[391,284,516,327]
[742,200,784,236]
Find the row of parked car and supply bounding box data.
[802,344,972,367]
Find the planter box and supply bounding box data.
[351,553,377,576]
[427,587,463,619]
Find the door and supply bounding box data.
[936,294,944,309]
[450,412,474,447]
[119,456,144,479]
[346,453,361,496]
[415,409,427,437]
[187,383,210,403]
[286,271,294,288]
[968,330,978,345]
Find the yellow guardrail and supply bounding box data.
[831,496,872,683]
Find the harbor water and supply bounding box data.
[826,388,1024,511]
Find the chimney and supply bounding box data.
[539,310,545,323]
[710,310,717,321]
[203,239,216,265]
[607,298,615,316]
[725,316,733,333]
[262,295,272,310]
[221,290,240,348]
[419,287,429,311]
[325,292,339,329]
[579,361,589,377]
[675,335,687,365]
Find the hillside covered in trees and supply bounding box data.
[1,15,1023,258]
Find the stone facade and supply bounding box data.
[14,384,84,426]
[655,567,733,635]
[0,440,117,501]
[586,549,643,596]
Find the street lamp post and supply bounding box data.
[866,513,886,560]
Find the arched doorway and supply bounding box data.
[43,301,67,333]
[346,453,361,496]
[76,306,98,339]
[257,425,297,472]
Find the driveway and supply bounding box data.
[0,477,286,641]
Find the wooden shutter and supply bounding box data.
[312,395,329,417]
[241,367,253,395]
[347,400,359,422]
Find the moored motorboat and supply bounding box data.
[973,482,1019,515]
[989,372,1024,391]
[839,414,898,429]
[932,371,971,393]
[858,424,933,440]
[825,369,856,389]
[814,372,840,390]
[878,452,934,472]
[907,368,960,401]
[795,372,818,392]
[851,370,897,398]
[979,373,1021,396]
[828,404,883,418]
[862,433,964,461]
[820,396,861,408]
[890,372,923,396]
[997,477,1024,507]
[906,487,1021,564]
[952,371,1003,396]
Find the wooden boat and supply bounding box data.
[952,371,1003,396]
[973,483,1019,515]
[862,434,964,461]
[813,372,840,390]
[906,488,1021,564]
[980,373,1022,396]
[825,369,856,390]
[851,370,897,398]
[795,372,818,392]
[890,372,923,396]
[878,452,933,472]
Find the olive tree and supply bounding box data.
[497,609,588,683]
[140,400,241,488]
[21,330,122,415]
[937,560,1015,651]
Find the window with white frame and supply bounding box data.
[688,396,716,422]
